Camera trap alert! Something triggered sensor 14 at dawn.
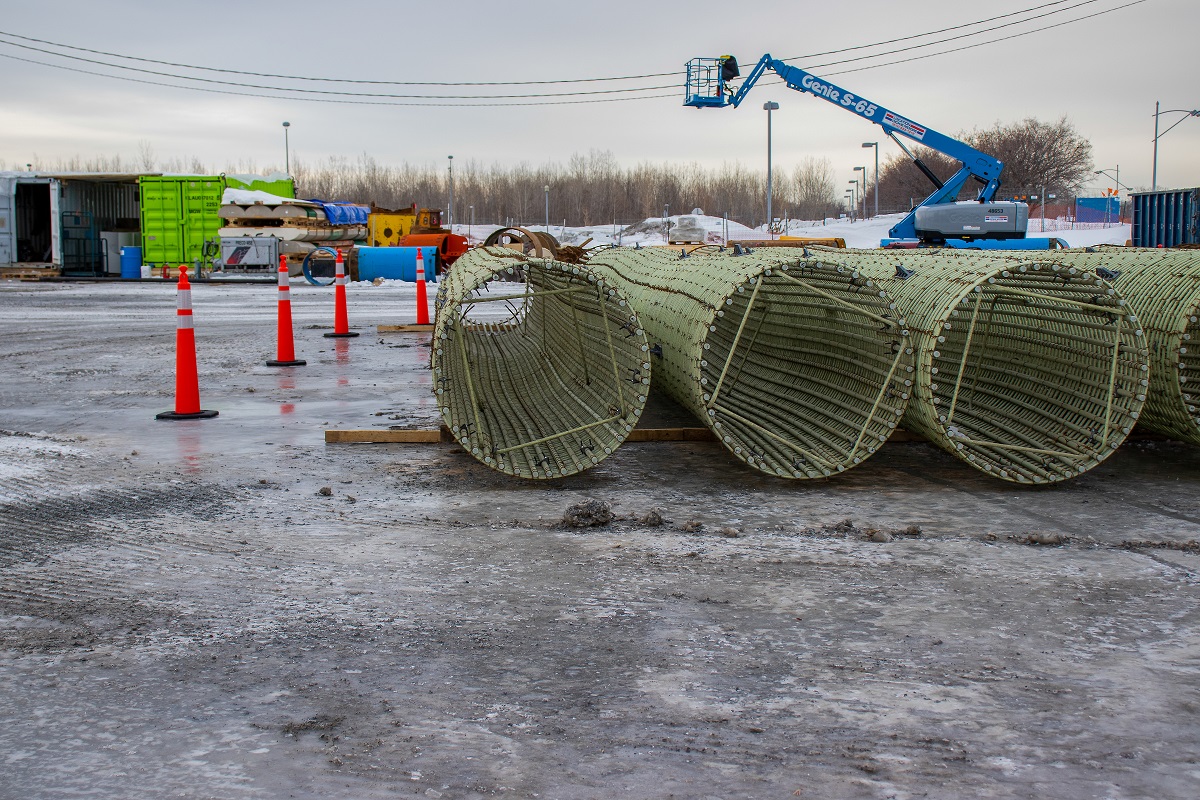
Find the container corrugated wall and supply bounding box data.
[139,176,224,267]
[1131,188,1199,247]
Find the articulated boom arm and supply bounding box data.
[687,54,1007,240]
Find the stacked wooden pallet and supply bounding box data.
[0,266,60,281]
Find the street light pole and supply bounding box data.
[544,185,550,232]
[1151,104,1200,191]
[853,166,866,219]
[848,180,858,221]
[282,121,290,175]
[447,155,454,230]
[862,142,878,218]
[763,101,779,237]
[469,205,474,242]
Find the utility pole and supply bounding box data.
[282,121,290,175]
[1153,100,1160,191]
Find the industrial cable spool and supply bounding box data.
[1018,247,1200,446]
[481,227,560,260]
[817,248,1149,484]
[431,247,650,479]
[586,246,914,478]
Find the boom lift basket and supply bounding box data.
[684,58,732,108]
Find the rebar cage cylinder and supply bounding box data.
[829,248,1149,483]
[432,247,651,478]
[587,247,914,478]
[1038,248,1200,446]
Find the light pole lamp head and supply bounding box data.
[763,101,779,111]
[282,121,290,128]
[861,141,875,148]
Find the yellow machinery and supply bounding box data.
[367,205,445,247]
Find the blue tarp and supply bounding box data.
[306,201,370,226]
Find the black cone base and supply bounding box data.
[323,332,360,338]
[266,359,307,367]
[156,409,220,421]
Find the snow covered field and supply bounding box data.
[453,212,1132,250]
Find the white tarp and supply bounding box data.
[221,188,317,207]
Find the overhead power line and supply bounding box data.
[0,0,1089,86]
[0,0,1146,107]
[0,52,678,107]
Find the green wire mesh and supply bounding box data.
[1006,247,1200,446]
[587,247,914,478]
[811,247,1149,484]
[431,247,651,479]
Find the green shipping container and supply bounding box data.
[139,176,225,268]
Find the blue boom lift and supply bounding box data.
[685,54,1062,249]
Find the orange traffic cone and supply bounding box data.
[415,246,430,325]
[324,248,359,338]
[267,255,306,367]
[157,266,218,420]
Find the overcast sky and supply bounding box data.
[0,0,1195,200]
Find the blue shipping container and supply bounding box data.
[1131,188,1199,247]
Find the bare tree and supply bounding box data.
[137,140,156,172]
[786,156,838,220]
[866,116,1094,212]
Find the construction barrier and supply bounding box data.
[324,249,359,338]
[431,247,650,478]
[1015,247,1200,446]
[586,246,914,478]
[811,247,1149,483]
[156,267,218,421]
[267,254,306,367]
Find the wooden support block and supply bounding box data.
[378,324,435,333]
[324,429,443,443]
[324,426,927,447]
[626,428,717,442]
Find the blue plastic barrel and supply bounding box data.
[356,246,437,283]
[120,246,142,279]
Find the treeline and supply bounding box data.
[22,115,1094,227]
[293,150,843,227]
